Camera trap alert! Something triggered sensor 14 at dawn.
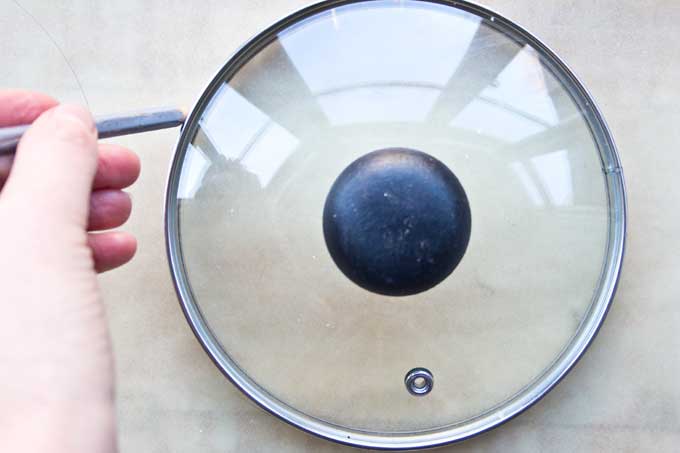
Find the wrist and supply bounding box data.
[1,399,116,453]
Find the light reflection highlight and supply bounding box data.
[180,0,582,206]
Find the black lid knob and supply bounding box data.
[322,148,471,297]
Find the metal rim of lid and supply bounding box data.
[164,0,627,449]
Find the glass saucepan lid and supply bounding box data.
[165,0,626,449]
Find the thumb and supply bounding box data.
[2,104,98,229]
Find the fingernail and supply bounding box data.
[52,103,96,133]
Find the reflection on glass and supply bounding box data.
[318,85,440,124]
[177,144,209,199]
[452,99,546,142]
[510,149,574,206]
[531,149,573,206]
[176,0,610,433]
[510,161,545,207]
[201,84,270,160]
[481,46,559,126]
[187,1,583,195]
[240,122,298,187]
[279,4,480,92]
[451,46,559,143]
[185,84,300,192]
[509,150,574,208]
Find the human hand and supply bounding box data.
[0,91,140,453]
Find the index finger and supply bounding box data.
[0,90,58,127]
[0,91,60,190]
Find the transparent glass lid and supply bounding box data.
[166,0,624,447]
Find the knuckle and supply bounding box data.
[53,113,95,147]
